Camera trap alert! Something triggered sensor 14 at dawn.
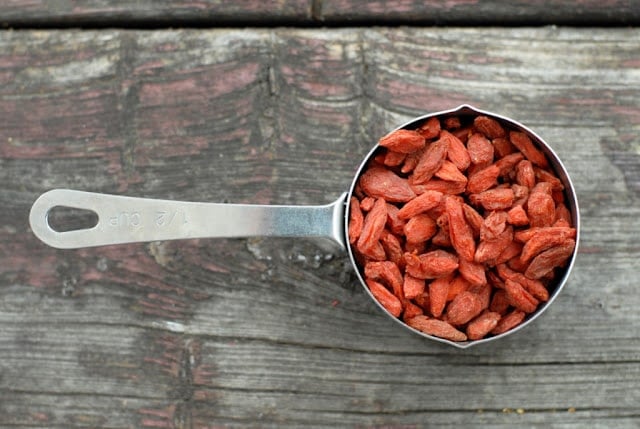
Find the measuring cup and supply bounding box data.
[29,104,580,348]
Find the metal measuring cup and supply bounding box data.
[29,104,580,348]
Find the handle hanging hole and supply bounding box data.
[47,206,99,232]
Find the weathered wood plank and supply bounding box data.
[321,0,640,25]
[0,1,314,25]
[1,28,640,428]
[1,1,639,25]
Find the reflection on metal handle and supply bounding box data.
[29,189,346,250]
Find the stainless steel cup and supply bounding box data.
[29,104,580,348]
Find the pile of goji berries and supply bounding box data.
[348,114,576,342]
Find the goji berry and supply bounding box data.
[490,309,525,335]
[429,275,452,317]
[367,279,403,318]
[435,160,468,183]
[445,196,476,262]
[412,134,449,184]
[458,258,487,287]
[403,214,437,244]
[379,129,426,153]
[474,115,506,139]
[467,311,501,340]
[442,130,471,171]
[504,279,539,313]
[403,274,426,299]
[348,197,363,245]
[397,190,443,220]
[406,316,468,342]
[365,260,404,300]
[359,166,416,203]
[525,239,576,280]
[467,133,494,165]
[356,198,387,257]
[445,291,484,325]
[404,250,459,279]
[510,131,548,168]
[467,164,500,194]
[416,116,441,139]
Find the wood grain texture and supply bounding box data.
[1,1,638,26]
[320,0,640,25]
[1,28,640,428]
[0,1,313,25]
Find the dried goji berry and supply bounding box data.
[507,204,529,226]
[462,203,484,238]
[380,230,403,266]
[429,275,452,317]
[494,152,524,175]
[515,159,536,189]
[416,117,441,139]
[467,164,500,194]
[490,309,525,335]
[401,149,423,174]
[467,133,494,165]
[504,279,539,313]
[385,203,406,236]
[469,188,515,211]
[412,134,449,184]
[534,167,564,191]
[359,166,416,203]
[445,196,476,262]
[446,275,471,302]
[406,316,468,342]
[348,197,363,245]
[494,240,523,265]
[442,130,471,171]
[404,250,459,279]
[397,190,443,220]
[367,279,403,318]
[496,264,549,302]
[356,198,387,257]
[519,227,577,263]
[383,150,407,167]
[403,274,426,299]
[403,214,437,244]
[475,226,514,264]
[525,239,576,280]
[527,183,556,228]
[458,258,487,287]
[445,291,484,325]
[474,115,506,139]
[359,196,375,212]
[435,160,468,183]
[411,179,467,195]
[365,260,404,300]
[489,290,510,315]
[480,211,508,241]
[509,131,548,168]
[413,291,430,311]
[492,137,515,158]
[379,129,426,154]
[402,300,424,322]
[467,311,501,340]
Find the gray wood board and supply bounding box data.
[0,28,639,428]
[0,1,638,26]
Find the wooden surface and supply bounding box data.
[1,1,638,26]
[1,11,640,429]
